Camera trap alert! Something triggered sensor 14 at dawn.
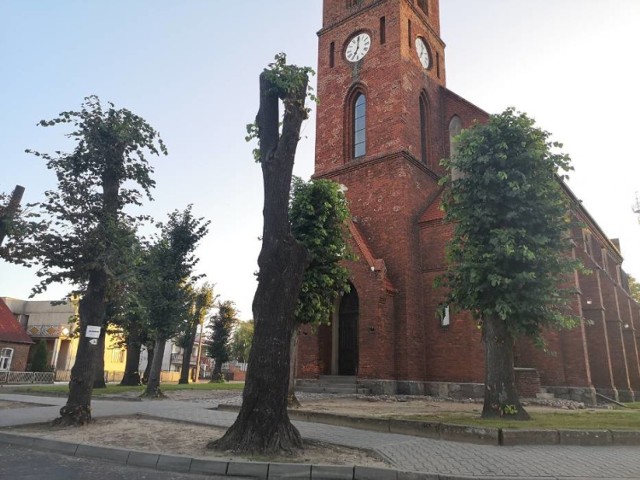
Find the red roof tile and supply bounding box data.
[0,298,34,344]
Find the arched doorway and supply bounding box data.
[337,286,359,375]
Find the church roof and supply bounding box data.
[419,189,445,223]
[0,298,34,345]
[348,220,397,293]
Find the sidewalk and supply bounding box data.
[1,393,638,479]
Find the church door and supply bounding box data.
[338,287,359,375]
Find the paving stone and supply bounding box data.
[396,471,438,480]
[311,465,354,479]
[32,437,79,455]
[156,454,192,472]
[500,429,559,445]
[438,424,500,445]
[227,461,269,479]
[268,462,311,479]
[354,465,398,479]
[190,458,228,475]
[558,429,613,446]
[76,443,130,463]
[610,430,640,445]
[388,420,440,439]
[0,432,35,447]
[127,450,159,468]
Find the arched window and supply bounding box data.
[353,93,366,158]
[448,115,462,157]
[419,93,429,164]
[449,115,463,180]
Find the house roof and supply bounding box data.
[0,298,34,345]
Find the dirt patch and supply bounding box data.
[0,400,44,410]
[5,416,391,468]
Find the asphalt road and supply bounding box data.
[0,444,246,480]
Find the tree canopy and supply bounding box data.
[290,177,351,326]
[440,108,579,341]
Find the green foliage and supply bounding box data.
[439,108,581,342]
[290,177,352,326]
[175,282,216,348]
[2,96,166,297]
[245,53,316,162]
[207,300,239,366]
[143,206,210,340]
[30,339,49,372]
[229,320,254,363]
[628,275,640,304]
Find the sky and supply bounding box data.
[1,1,639,320]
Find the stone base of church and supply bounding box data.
[357,379,600,405]
[545,386,597,405]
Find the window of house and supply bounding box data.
[0,348,14,371]
[448,115,463,179]
[417,0,428,14]
[353,93,366,158]
[330,42,335,68]
[380,16,386,44]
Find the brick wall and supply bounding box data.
[0,342,30,372]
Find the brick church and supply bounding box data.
[296,0,640,404]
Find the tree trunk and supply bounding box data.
[142,343,154,384]
[120,332,142,386]
[482,315,530,420]
[209,70,310,454]
[210,358,224,382]
[179,318,199,384]
[287,325,301,408]
[53,269,107,426]
[0,184,25,247]
[93,327,107,388]
[141,336,166,398]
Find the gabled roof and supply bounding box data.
[0,298,34,345]
[419,189,445,223]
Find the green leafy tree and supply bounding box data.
[627,275,640,304]
[178,282,216,384]
[30,339,49,372]
[211,54,314,454]
[439,108,580,420]
[207,300,239,382]
[288,177,351,406]
[229,321,254,363]
[141,206,209,398]
[5,96,165,426]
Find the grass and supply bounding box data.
[391,409,640,430]
[9,381,245,396]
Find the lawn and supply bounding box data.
[395,409,640,430]
[10,381,245,396]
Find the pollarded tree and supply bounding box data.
[210,54,314,454]
[141,206,209,398]
[4,96,165,425]
[288,177,351,406]
[206,300,239,382]
[440,108,580,420]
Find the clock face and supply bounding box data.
[345,33,371,63]
[415,37,430,69]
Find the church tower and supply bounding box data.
[304,0,490,387]
[315,0,447,176]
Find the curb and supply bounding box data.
[0,430,534,480]
[217,405,640,447]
